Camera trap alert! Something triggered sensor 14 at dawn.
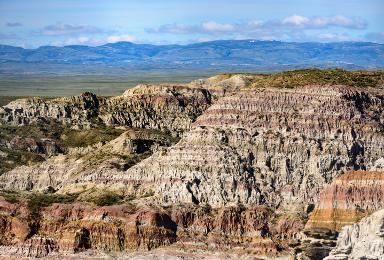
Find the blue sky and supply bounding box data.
[0,0,383,47]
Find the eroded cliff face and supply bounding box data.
[295,170,384,260]
[0,92,100,129]
[1,85,383,208]
[121,85,384,208]
[0,74,384,258]
[0,195,304,258]
[0,197,177,257]
[325,209,384,260]
[99,84,212,135]
[0,82,219,136]
[0,129,175,193]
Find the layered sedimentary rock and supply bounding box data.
[120,85,384,208]
[99,84,212,135]
[0,129,174,193]
[0,195,301,258]
[1,85,383,210]
[306,170,384,231]
[0,83,217,135]
[0,197,177,257]
[325,209,384,260]
[0,92,100,129]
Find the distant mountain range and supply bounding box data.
[0,40,383,75]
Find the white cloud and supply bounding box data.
[107,34,137,43]
[42,23,104,36]
[147,15,367,36]
[282,15,310,26]
[201,21,234,32]
[51,34,137,46]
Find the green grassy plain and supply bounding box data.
[0,72,213,97]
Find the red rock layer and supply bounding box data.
[305,170,384,231]
[0,197,301,258]
[0,199,176,257]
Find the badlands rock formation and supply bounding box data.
[0,84,212,135]
[0,197,177,257]
[0,72,384,258]
[296,170,384,259]
[325,209,384,260]
[122,85,384,208]
[1,85,384,207]
[0,129,174,193]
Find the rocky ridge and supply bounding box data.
[120,85,384,208]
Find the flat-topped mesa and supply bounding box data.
[0,92,100,129]
[305,170,384,232]
[100,84,212,135]
[0,84,213,134]
[121,85,384,208]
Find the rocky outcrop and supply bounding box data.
[1,136,66,155]
[0,92,100,129]
[119,85,384,208]
[0,198,177,257]
[0,84,213,135]
[99,84,212,135]
[1,85,383,209]
[0,196,302,258]
[325,209,384,260]
[0,129,174,193]
[305,170,384,231]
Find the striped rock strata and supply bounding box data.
[305,170,384,231]
[1,85,383,209]
[120,85,384,208]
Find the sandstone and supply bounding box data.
[305,170,384,231]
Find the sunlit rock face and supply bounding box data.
[325,209,384,260]
[123,85,384,208]
[2,85,383,208]
[305,170,384,231]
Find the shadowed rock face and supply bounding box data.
[306,171,384,231]
[324,209,384,260]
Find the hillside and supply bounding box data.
[0,40,383,75]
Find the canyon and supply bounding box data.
[0,69,383,259]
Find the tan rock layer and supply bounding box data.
[306,171,384,231]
